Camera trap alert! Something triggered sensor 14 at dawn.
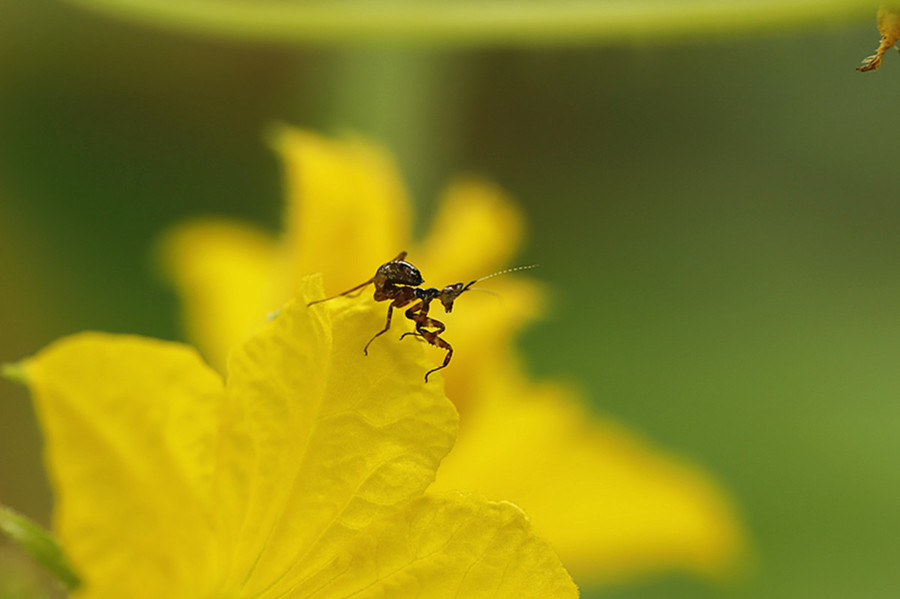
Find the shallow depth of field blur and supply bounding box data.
[2,2,899,598]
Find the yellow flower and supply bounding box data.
[161,127,748,587]
[17,276,577,597]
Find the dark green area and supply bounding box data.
[1,1,898,597]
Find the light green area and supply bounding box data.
[1,363,27,384]
[63,0,876,46]
[0,506,80,591]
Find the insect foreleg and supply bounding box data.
[399,301,453,381]
[402,300,445,338]
[422,333,453,382]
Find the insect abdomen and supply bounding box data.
[375,260,423,287]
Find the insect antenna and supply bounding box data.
[462,264,539,292]
[464,287,501,298]
[459,286,506,307]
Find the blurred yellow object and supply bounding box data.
[19,278,577,597]
[160,127,748,587]
[858,3,900,71]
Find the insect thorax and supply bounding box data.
[414,287,440,302]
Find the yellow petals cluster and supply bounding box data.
[161,126,747,587]
[20,278,577,597]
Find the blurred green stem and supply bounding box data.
[0,505,81,591]
[64,0,876,46]
[320,48,465,222]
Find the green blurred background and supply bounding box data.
[2,1,899,598]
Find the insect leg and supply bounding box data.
[423,333,453,382]
[307,277,374,306]
[404,300,428,321]
[400,315,446,339]
[364,298,405,355]
[400,304,452,381]
[401,300,445,340]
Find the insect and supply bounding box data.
[308,252,536,381]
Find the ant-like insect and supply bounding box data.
[308,251,536,381]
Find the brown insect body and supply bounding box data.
[308,252,527,381]
[373,258,423,292]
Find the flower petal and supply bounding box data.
[285,493,578,598]
[415,178,526,284]
[272,127,412,294]
[157,218,282,371]
[217,275,458,596]
[22,333,225,598]
[431,381,746,585]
